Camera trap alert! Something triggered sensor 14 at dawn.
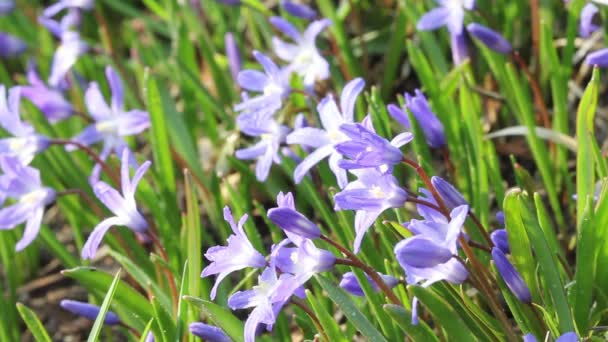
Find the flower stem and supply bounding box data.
[56,188,104,218]
[50,139,121,187]
[321,235,401,305]
[291,298,330,342]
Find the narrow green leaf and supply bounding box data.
[87,269,122,342]
[183,296,244,342]
[383,304,439,341]
[16,303,52,342]
[572,197,596,332]
[315,274,388,342]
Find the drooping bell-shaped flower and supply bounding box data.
[67,66,150,184]
[394,205,469,324]
[202,206,266,300]
[340,271,399,296]
[334,168,408,253]
[580,3,600,38]
[270,17,330,88]
[81,149,150,259]
[492,247,531,303]
[0,156,56,251]
[286,78,365,188]
[467,23,513,54]
[268,191,321,242]
[0,86,50,165]
[60,299,121,325]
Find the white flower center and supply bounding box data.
[96,119,119,134]
[20,188,49,205]
[371,185,386,199]
[294,49,314,66]
[8,137,28,151]
[290,251,299,264]
[263,82,283,96]
[327,129,347,143]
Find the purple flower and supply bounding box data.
[228,266,298,342]
[0,157,56,251]
[586,48,608,67]
[450,30,470,65]
[336,119,412,170]
[21,62,73,123]
[0,32,26,58]
[417,0,475,34]
[524,332,578,342]
[490,229,509,254]
[270,17,330,88]
[492,247,531,303]
[0,0,15,15]
[580,3,600,38]
[431,176,467,209]
[268,192,321,241]
[235,108,289,182]
[202,206,266,300]
[339,271,399,296]
[467,23,513,54]
[42,0,94,18]
[67,66,150,183]
[271,238,335,296]
[189,322,230,342]
[235,51,290,119]
[225,32,242,82]
[282,1,317,19]
[286,78,365,188]
[60,299,121,325]
[334,168,408,253]
[387,89,445,148]
[394,205,469,324]
[0,86,50,165]
[81,149,151,259]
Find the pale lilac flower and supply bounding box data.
[0,0,15,14]
[387,89,445,148]
[228,266,298,342]
[580,3,600,37]
[0,157,56,251]
[270,17,330,88]
[81,149,151,259]
[281,1,317,19]
[202,206,266,300]
[467,23,513,54]
[235,51,290,119]
[21,62,73,123]
[0,86,50,165]
[60,300,121,325]
[394,205,469,324]
[286,78,365,188]
[42,0,94,18]
[0,32,26,58]
[189,322,230,342]
[268,191,321,241]
[225,32,242,82]
[235,108,289,182]
[417,0,475,34]
[334,168,408,253]
[585,48,608,66]
[336,120,412,170]
[492,247,531,303]
[340,271,399,296]
[67,66,149,183]
[272,238,335,295]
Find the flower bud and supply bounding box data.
[467,23,513,54]
[492,248,531,303]
[281,1,316,19]
[394,237,454,268]
[585,48,608,67]
[59,300,121,325]
[189,322,231,342]
[340,272,399,296]
[490,229,510,254]
[431,176,467,209]
[225,32,242,82]
[267,207,321,240]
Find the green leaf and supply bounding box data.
[382,304,439,341]
[306,289,345,342]
[410,286,476,341]
[572,196,596,332]
[183,296,244,342]
[575,67,599,225]
[315,274,388,342]
[87,269,122,342]
[16,303,52,342]
[62,267,152,330]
